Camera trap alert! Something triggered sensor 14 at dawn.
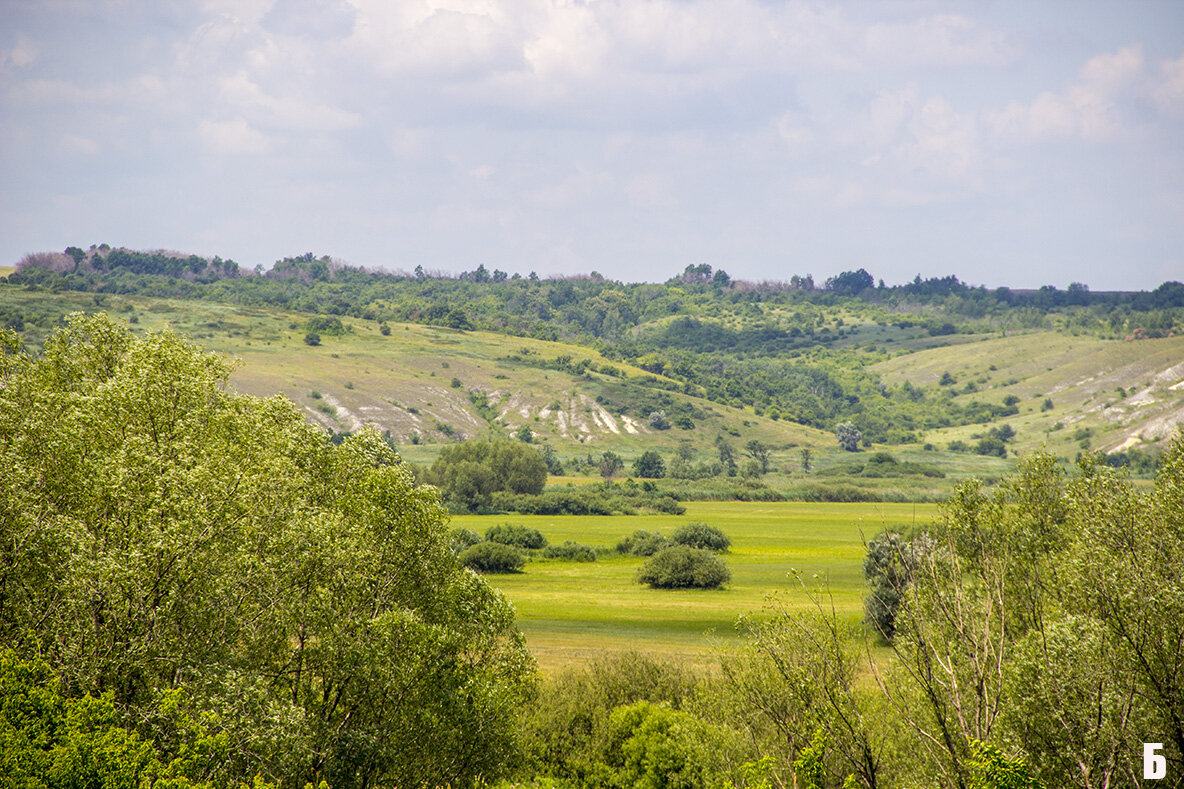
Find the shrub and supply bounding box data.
[632,449,666,478]
[306,315,345,335]
[835,421,862,452]
[448,527,482,555]
[543,541,597,562]
[459,541,525,573]
[486,522,548,550]
[670,522,730,552]
[637,546,730,589]
[303,332,321,346]
[649,496,686,515]
[426,440,548,511]
[617,530,670,556]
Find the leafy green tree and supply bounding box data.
[0,314,533,789]
[426,440,548,510]
[599,451,624,481]
[633,450,666,478]
[745,440,771,474]
[486,523,548,550]
[604,701,744,789]
[835,422,862,452]
[616,530,670,557]
[716,437,738,476]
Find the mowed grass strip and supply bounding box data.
[451,500,938,670]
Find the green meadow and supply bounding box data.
[451,500,938,670]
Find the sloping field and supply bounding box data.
[0,287,833,461]
[874,330,1184,454]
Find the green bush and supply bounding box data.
[604,701,742,789]
[426,440,548,511]
[543,541,597,562]
[486,523,548,550]
[459,541,525,573]
[448,527,482,555]
[632,450,666,478]
[670,522,730,552]
[616,530,670,557]
[637,546,730,589]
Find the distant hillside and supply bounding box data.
[874,331,1184,456]
[4,245,1183,472]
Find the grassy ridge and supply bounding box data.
[873,330,1184,455]
[452,500,938,670]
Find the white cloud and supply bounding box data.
[865,14,1015,67]
[59,133,99,155]
[1152,55,1184,117]
[349,1,527,79]
[986,46,1145,143]
[625,173,676,209]
[2,35,38,70]
[218,70,362,133]
[198,117,272,154]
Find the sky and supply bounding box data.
[2,0,1182,290]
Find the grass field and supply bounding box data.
[451,500,939,671]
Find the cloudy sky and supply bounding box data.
[2,0,1182,290]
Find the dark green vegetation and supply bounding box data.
[636,546,731,589]
[0,315,532,789]
[504,443,1184,789]
[3,294,1183,788]
[9,248,1184,464]
[670,521,731,551]
[425,441,548,511]
[459,541,527,573]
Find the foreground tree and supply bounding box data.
[0,313,534,789]
[877,447,1184,788]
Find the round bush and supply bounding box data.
[616,530,669,557]
[447,527,482,555]
[637,546,730,589]
[543,540,597,562]
[485,523,548,550]
[459,541,525,573]
[670,522,730,552]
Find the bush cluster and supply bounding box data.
[458,541,525,573]
[637,546,731,589]
[543,540,597,562]
[486,522,548,550]
[616,530,670,556]
[448,527,482,554]
[670,522,731,552]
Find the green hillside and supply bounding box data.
[874,330,1184,456]
[3,251,1181,486]
[0,288,831,468]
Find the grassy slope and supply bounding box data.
[873,330,1184,456]
[0,287,832,466]
[453,500,937,671]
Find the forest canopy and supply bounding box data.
[0,313,534,789]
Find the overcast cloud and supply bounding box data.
[2,0,1182,289]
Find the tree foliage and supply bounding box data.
[426,440,548,511]
[0,314,533,789]
[633,449,667,478]
[670,522,731,552]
